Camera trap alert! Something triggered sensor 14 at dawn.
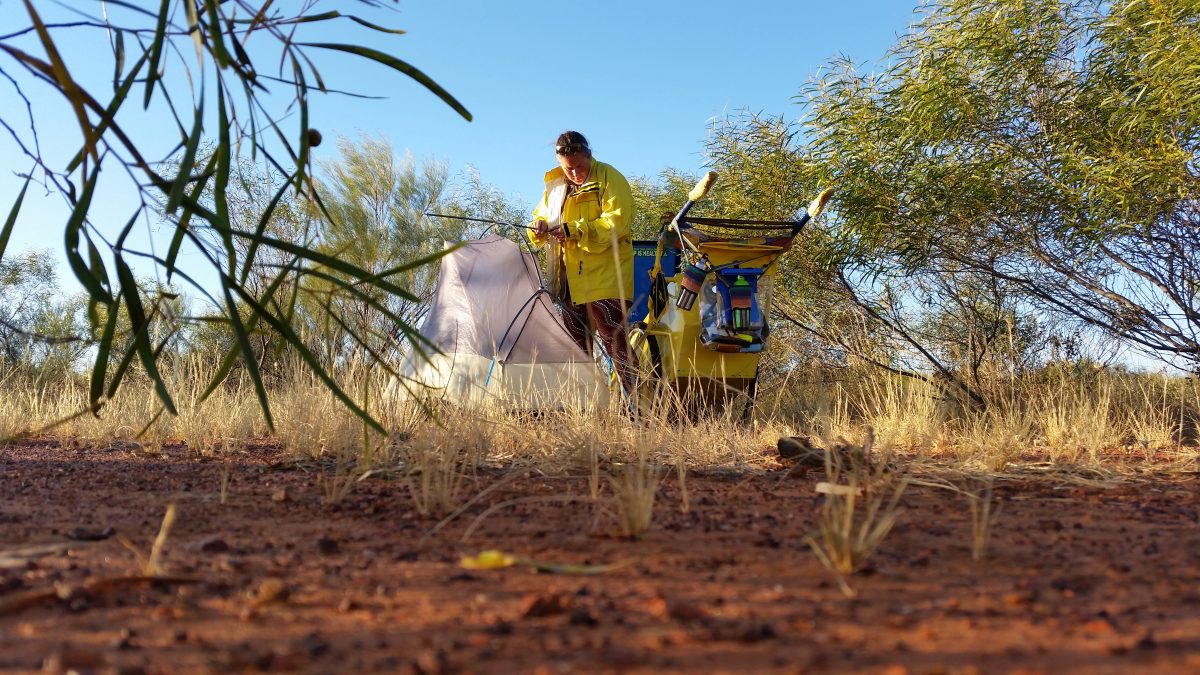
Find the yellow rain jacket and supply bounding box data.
[527,159,636,305]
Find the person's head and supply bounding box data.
[555,130,592,185]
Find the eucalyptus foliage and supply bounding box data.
[805,0,1200,372]
[0,1,470,431]
[0,250,87,373]
[311,135,457,364]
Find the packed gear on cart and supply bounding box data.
[628,172,833,420]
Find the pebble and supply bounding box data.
[413,648,447,675]
[520,592,571,618]
[191,536,230,554]
[250,578,290,607]
[66,526,115,541]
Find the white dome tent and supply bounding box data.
[390,235,610,410]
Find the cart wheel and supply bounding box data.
[627,323,664,382]
[741,365,760,426]
[627,323,666,417]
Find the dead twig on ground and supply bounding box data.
[0,576,201,615]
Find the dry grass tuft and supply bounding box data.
[1038,382,1117,464]
[607,451,663,539]
[806,428,909,596]
[117,501,178,577]
[318,450,360,506]
[854,375,948,452]
[954,406,1033,472]
[400,425,483,519]
[964,477,998,561]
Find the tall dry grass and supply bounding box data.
[1,355,1195,475]
[758,363,1197,471]
[0,356,265,452]
[851,375,948,452]
[953,403,1034,471]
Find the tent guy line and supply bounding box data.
[423,213,537,230]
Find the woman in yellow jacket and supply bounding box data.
[528,131,637,391]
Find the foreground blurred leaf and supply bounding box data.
[1,1,474,431]
[299,42,472,121]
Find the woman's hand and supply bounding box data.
[535,220,565,240]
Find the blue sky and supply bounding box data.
[359,0,921,201]
[0,1,919,280]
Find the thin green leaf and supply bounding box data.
[299,50,327,93]
[63,166,112,303]
[258,10,340,25]
[289,261,439,361]
[115,255,177,415]
[197,339,242,404]
[121,235,225,312]
[214,84,233,274]
[371,242,462,285]
[86,297,102,333]
[184,0,204,65]
[221,280,274,430]
[235,10,407,33]
[224,275,386,434]
[89,296,120,413]
[105,334,140,401]
[292,53,310,185]
[227,23,256,81]
[114,208,139,249]
[237,0,276,32]
[166,98,205,214]
[24,0,98,162]
[0,174,30,264]
[298,42,471,121]
[143,0,171,108]
[280,257,303,326]
[228,227,423,302]
[35,405,105,437]
[136,406,168,439]
[85,232,113,297]
[203,0,232,69]
[163,188,201,284]
[310,298,404,382]
[67,49,149,174]
[346,15,408,35]
[238,178,291,286]
[252,141,301,192]
[113,30,125,91]
[194,235,304,409]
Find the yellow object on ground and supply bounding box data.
[459,550,634,575]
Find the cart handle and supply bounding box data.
[646,171,720,328]
[657,171,719,262]
[688,171,718,202]
[667,171,719,253]
[791,187,834,237]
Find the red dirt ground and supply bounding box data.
[2,440,1199,674]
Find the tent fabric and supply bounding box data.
[393,235,609,409]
